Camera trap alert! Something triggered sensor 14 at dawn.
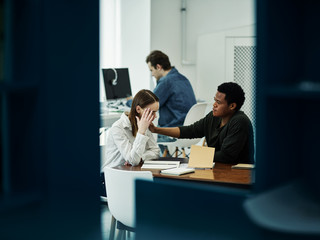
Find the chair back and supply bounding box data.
[204,102,213,116]
[183,102,211,126]
[159,102,213,156]
[183,102,212,144]
[104,167,153,228]
[100,127,109,171]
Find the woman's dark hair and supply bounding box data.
[217,82,245,111]
[128,89,159,136]
[145,50,171,70]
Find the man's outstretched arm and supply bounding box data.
[149,123,180,138]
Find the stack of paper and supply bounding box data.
[141,160,180,170]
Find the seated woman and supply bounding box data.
[102,89,160,168]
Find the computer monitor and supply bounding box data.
[102,68,132,100]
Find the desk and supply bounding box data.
[100,101,128,127]
[100,111,122,127]
[114,162,253,189]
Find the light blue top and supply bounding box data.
[154,67,196,127]
[126,67,196,127]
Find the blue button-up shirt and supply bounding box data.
[154,67,196,127]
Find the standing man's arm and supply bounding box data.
[153,79,171,107]
[125,96,133,107]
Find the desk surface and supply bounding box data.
[114,161,253,189]
[100,111,122,127]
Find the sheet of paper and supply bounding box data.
[231,163,254,169]
[161,168,195,176]
[188,145,215,169]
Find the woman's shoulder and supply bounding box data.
[111,113,130,129]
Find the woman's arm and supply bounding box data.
[111,127,149,166]
[112,109,157,166]
[142,131,160,160]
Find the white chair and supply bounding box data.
[100,127,109,203]
[104,167,153,240]
[161,102,212,157]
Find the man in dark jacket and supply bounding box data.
[149,82,254,164]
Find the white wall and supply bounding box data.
[120,0,151,96]
[100,0,151,101]
[100,0,255,101]
[150,0,255,100]
[197,26,255,101]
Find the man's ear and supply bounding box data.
[229,103,237,111]
[156,64,162,70]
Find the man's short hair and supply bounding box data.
[146,50,171,70]
[217,82,245,111]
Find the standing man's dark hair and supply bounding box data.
[217,82,245,111]
[146,50,172,70]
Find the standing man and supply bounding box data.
[149,82,254,164]
[127,50,197,155]
[146,50,196,128]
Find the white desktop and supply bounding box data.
[100,98,130,127]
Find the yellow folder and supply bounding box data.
[188,145,215,169]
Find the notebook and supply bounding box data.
[148,157,188,164]
[188,145,215,169]
[161,167,195,176]
[141,160,180,170]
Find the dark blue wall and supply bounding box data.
[0,0,101,239]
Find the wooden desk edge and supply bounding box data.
[113,162,253,189]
